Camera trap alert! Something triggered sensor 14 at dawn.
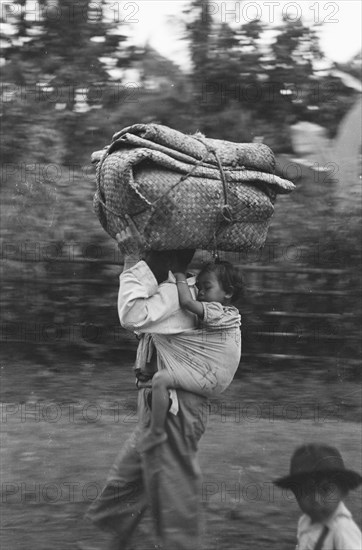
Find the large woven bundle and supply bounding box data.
[93,124,294,251]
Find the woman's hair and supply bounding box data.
[198,260,244,304]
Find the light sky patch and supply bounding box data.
[125,1,361,67]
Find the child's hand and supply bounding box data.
[116,215,147,257]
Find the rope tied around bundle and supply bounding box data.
[94,132,235,233]
[92,123,295,252]
[193,134,235,224]
[140,133,235,253]
[147,133,235,224]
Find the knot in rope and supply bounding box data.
[221,204,234,223]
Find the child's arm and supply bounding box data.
[174,272,204,319]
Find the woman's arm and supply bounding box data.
[116,225,190,331]
[174,272,204,318]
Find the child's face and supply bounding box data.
[196,271,229,304]
[294,479,345,523]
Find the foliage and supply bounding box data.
[1,0,128,89]
[184,0,213,80]
[184,4,357,144]
[0,0,361,365]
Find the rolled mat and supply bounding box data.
[93,123,295,251]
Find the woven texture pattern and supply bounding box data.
[93,124,294,251]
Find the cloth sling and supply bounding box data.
[151,327,241,396]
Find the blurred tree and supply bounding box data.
[184,3,356,146]
[262,17,317,123]
[0,0,139,165]
[262,17,355,135]
[208,20,266,112]
[1,0,130,109]
[184,0,213,81]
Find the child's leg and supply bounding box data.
[138,371,175,453]
[149,370,175,436]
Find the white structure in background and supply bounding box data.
[290,70,362,210]
[290,121,332,168]
[333,97,362,199]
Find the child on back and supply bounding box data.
[273,443,362,550]
[140,260,243,451]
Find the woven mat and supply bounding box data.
[93,124,295,251]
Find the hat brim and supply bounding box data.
[273,469,362,491]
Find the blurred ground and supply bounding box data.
[1,351,361,550]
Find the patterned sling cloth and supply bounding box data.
[152,326,241,396]
[93,123,295,251]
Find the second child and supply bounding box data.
[274,443,362,550]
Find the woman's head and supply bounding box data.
[196,261,244,305]
[145,249,195,284]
